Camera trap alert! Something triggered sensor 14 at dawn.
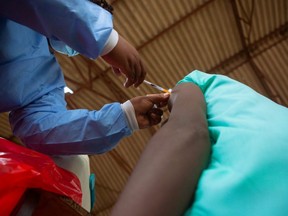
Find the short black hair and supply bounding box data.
[90,0,114,14]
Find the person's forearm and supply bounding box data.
[9,89,131,155]
[111,83,210,216]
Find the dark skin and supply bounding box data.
[102,35,146,88]
[111,83,211,216]
[130,93,170,129]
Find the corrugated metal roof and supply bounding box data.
[0,0,287,215]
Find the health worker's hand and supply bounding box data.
[102,35,146,88]
[130,93,170,129]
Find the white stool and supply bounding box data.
[52,155,91,212]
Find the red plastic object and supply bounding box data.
[0,138,82,215]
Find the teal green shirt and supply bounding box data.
[179,71,288,216]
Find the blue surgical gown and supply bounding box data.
[0,0,131,155]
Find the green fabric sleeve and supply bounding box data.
[179,70,288,216]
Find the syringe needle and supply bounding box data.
[143,80,171,93]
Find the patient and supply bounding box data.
[111,71,288,216]
[111,82,211,216]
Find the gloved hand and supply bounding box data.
[101,35,146,88]
[130,93,170,129]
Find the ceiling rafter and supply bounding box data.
[237,0,255,44]
[231,0,253,52]
[209,23,288,74]
[64,76,116,102]
[136,0,215,51]
[230,0,283,103]
[65,76,89,90]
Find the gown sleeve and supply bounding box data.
[1,1,132,155]
[0,0,113,58]
[9,88,132,155]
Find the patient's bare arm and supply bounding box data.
[111,83,210,216]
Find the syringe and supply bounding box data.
[143,80,171,94]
